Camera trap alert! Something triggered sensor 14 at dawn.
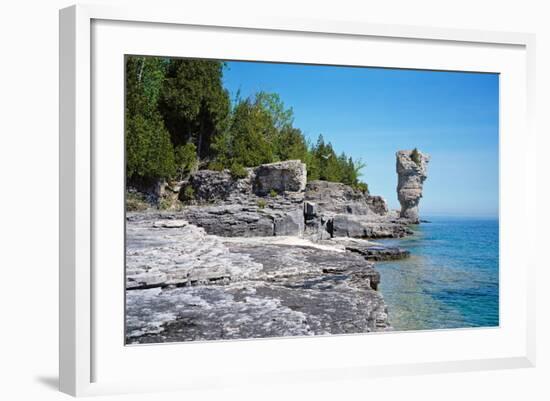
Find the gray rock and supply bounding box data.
[184,204,275,237]
[304,201,317,218]
[344,243,410,261]
[396,150,430,223]
[274,208,304,236]
[331,214,413,239]
[126,218,263,290]
[252,160,307,195]
[366,195,389,215]
[305,180,388,216]
[152,219,188,228]
[125,216,390,343]
[184,169,252,203]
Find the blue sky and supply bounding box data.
[223,61,499,217]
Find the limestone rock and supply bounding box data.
[183,204,275,237]
[152,219,188,228]
[252,160,307,195]
[366,195,389,215]
[184,169,251,203]
[331,214,413,239]
[273,207,304,236]
[305,180,388,216]
[125,214,390,343]
[125,216,263,290]
[303,201,317,218]
[344,243,410,261]
[396,149,430,223]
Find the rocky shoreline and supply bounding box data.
[126,151,429,343]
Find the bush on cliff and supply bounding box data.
[411,148,422,166]
[179,185,195,203]
[229,162,248,179]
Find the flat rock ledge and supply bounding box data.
[126,214,391,343]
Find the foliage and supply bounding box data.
[207,160,225,171]
[269,189,278,198]
[126,191,149,211]
[125,113,175,180]
[353,182,369,194]
[229,162,248,179]
[257,199,267,209]
[125,55,370,193]
[159,59,230,158]
[157,197,173,210]
[174,142,198,180]
[180,185,195,203]
[126,56,175,182]
[305,134,368,188]
[213,96,276,167]
[411,148,422,166]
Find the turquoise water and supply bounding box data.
[376,216,499,331]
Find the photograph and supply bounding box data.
[124,56,499,344]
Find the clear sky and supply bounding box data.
[222,61,499,217]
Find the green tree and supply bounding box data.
[223,98,275,167]
[159,59,230,159]
[276,126,308,162]
[126,113,175,180]
[125,56,175,183]
[174,142,198,180]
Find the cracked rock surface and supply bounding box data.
[126,213,390,343]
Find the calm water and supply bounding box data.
[376,216,499,331]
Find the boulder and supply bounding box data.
[184,169,251,203]
[396,149,430,223]
[252,160,307,195]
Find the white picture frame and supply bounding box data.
[59,4,536,397]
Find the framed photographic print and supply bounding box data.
[59,4,536,397]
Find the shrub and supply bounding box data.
[229,162,248,179]
[179,185,195,203]
[269,189,278,197]
[257,199,267,209]
[411,148,422,166]
[207,161,225,172]
[126,191,149,211]
[174,143,198,180]
[157,197,173,210]
[353,182,369,194]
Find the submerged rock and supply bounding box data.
[396,149,430,223]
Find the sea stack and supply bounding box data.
[396,149,430,223]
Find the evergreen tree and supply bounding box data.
[159,59,230,159]
[124,55,370,192]
[125,56,175,182]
